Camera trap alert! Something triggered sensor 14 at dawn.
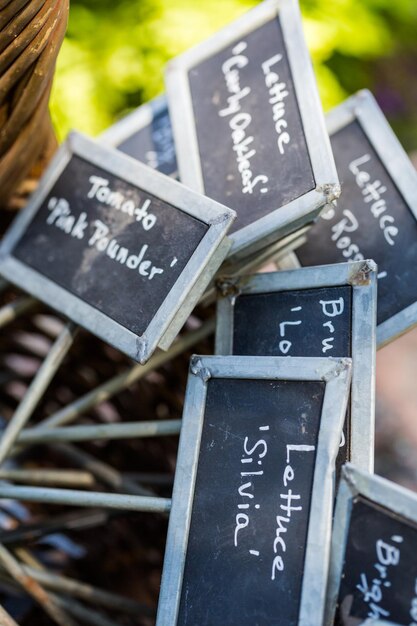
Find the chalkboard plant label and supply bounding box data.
[157,355,352,626]
[290,89,417,348]
[326,464,417,626]
[0,132,235,363]
[215,260,377,472]
[165,0,339,263]
[100,95,178,178]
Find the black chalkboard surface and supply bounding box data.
[118,108,177,176]
[337,497,417,625]
[157,356,352,626]
[178,377,322,625]
[0,133,235,362]
[294,91,417,347]
[187,17,314,233]
[327,466,417,626]
[101,97,178,177]
[166,0,339,261]
[233,286,352,357]
[14,155,207,336]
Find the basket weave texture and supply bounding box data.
[0,0,69,210]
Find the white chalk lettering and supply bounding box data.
[320,297,344,318]
[87,176,157,231]
[88,220,163,281]
[261,53,291,155]
[278,315,302,356]
[218,42,269,196]
[349,153,398,245]
[323,208,365,262]
[271,443,315,580]
[47,198,88,239]
[234,426,269,555]
[356,534,403,619]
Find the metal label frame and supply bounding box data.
[326,464,417,626]
[165,0,339,263]
[287,89,417,349]
[363,622,402,626]
[215,260,377,471]
[99,95,178,179]
[0,132,235,363]
[157,355,352,626]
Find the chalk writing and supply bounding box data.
[146,114,176,170]
[87,176,157,230]
[234,420,315,585]
[318,148,399,278]
[261,53,290,155]
[349,154,398,246]
[219,41,269,197]
[47,198,87,239]
[47,197,169,281]
[271,444,315,580]
[234,424,268,549]
[277,297,345,356]
[356,534,404,619]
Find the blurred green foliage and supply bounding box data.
[50,0,417,149]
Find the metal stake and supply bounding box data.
[0,509,111,546]
[0,543,77,626]
[124,472,173,487]
[0,322,79,466]
[53,595,121,626]
[38,319,214,429]
[51,443,155,497]
[18,419,182,445]
[17,564,154,617]
[0,485,171,513]
[0,296,37,329]
[0,469,95,488]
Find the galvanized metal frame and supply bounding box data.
[99,94,178,179]
[165,0,339,263]
[288,89,417,349]
[363,621,402,626]
[0,132,235,363]
[215,260,377,471]
[157,355,352,626]
[325,464,417,626]
[199,225,309,308]
[220,224,310,276]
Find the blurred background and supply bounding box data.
[50,0,417,151]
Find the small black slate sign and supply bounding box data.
[186,16,314,233]
[14,155,206,337]
[178,376,322,625]
[327,465,417,626]
[295,90,417,346]
[166,0,339,260]
[0,133,235,363]
[337,497,417,625]
[101,96,178,177]
[157,356,352,626]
